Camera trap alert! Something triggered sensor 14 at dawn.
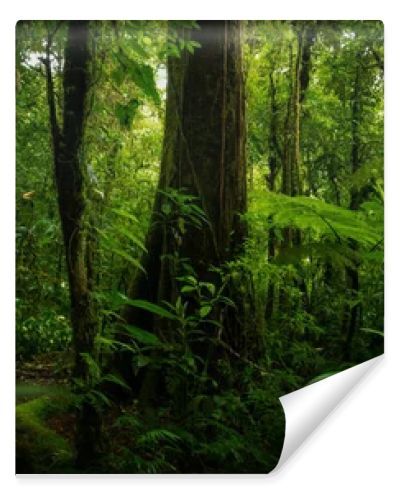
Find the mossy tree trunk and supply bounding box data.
[265,65,280,321]
[124,21,247,401]
[282,22,316,201]
[277,23,315,327]
[44,20,99,468]
[343,55,362,360]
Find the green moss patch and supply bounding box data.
[16,393,75,473]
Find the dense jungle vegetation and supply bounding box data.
[16,20,383,473]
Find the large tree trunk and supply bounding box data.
[44,20,99,468]
[126,21,246,324]
[123,21,247,403]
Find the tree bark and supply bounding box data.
[265,67,280,321]
[126,21,246,321]
[277,23,315,325]
[282,22,316,201]
[343,55,363,360]
[44,20,99,468]
[123,21,247,402]
[267,70,280,192]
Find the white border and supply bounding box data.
[2,1,399,498]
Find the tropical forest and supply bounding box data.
[15,20,384,473]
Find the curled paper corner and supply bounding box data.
[272,354,384,472]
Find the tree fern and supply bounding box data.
[247,191,382,247]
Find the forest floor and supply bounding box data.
[16,353,77,473]
[16,352,71,389]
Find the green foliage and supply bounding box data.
[158,187,209,231]
[101,382,284,473]
[16,301,72,360]
[115,98,140,129]
[120,296,177,320]
[16,20,383,473]
[122,324,163,346]
[114,48,161,106]
[247,190,381,247]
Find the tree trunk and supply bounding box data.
[292,28,302,198]
[265,68,280,321]
[343,55,362,360]
[299,23,316,105]
[124,20,247,403]
[278,23,315,326]
[267,71,280,192]
[282,42,294,201]
[282,22,315,200]
[44,20,99,468]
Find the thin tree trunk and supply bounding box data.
[299,23,316,105]
[43,20,99,468]
[282,42,293,201]
[267,71,280,192]
[278,23,315,327]
[265,68,279,321]
[343,55,362,360]
[292,27,302,198]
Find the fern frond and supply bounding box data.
[247,191,382,247]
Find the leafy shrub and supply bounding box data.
[16,300,72,360]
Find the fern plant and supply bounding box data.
[247,190,382,247]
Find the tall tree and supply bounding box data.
[43,20,99,466]
[123,20,247,398]
[343,51,363,360]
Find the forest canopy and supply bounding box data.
[16,20,383,474]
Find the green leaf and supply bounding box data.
[247,191,381,247]
[123,324,162,346]
[360,327,384,337]
[176,275,197,285]
[105,245,146,273]
[201,282,215,296]
[111,208,139,223]
[138,428,182,446]
[80,353,101,380]
[181,285,195,293]
[136,354,151,368]
[117,50,160,106]
[129,37,149,59]
[101,373,131,392]
[120,296,177,320]
[115,226,147,252]
[96,229,144,270]
[199,305,212,318]
[89,389,112,407]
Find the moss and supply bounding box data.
[16,383,70,404]
[16,395,75,473]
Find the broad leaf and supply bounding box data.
[123,324,163,346]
